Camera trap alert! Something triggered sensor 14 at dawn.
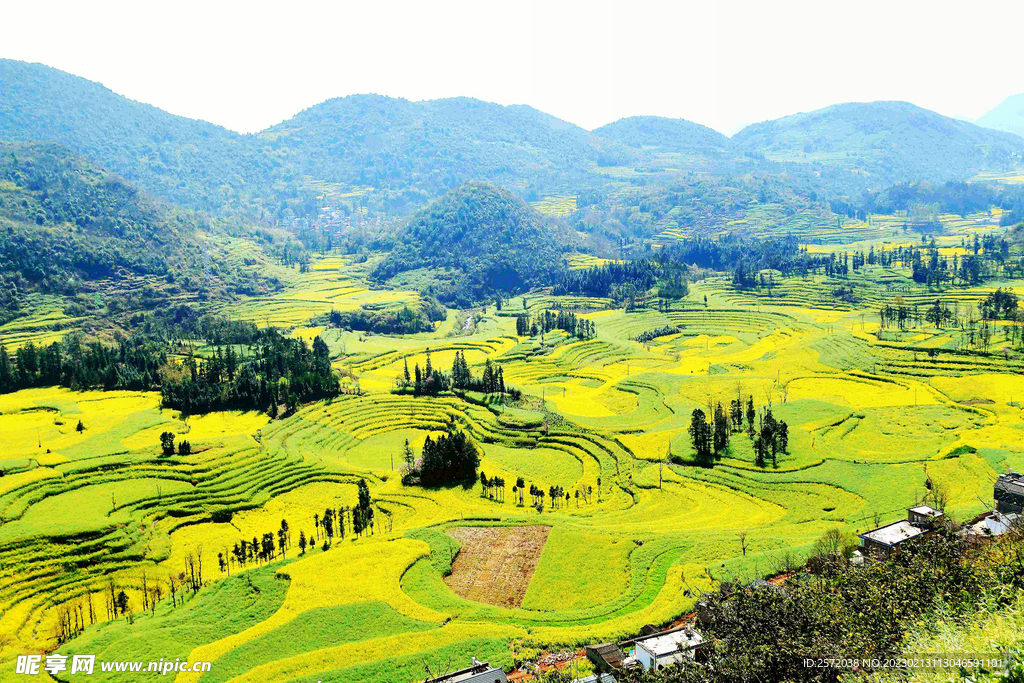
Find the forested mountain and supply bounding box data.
[592,115,731,156]
[977,93,1024,139]
[0,142,280,322]
[0,59,314,221]
[261,95,617,197]
[3,60,1022,237]
[373,181,576,305]
[732,101,1024,183]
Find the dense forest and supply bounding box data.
[0,322,339,416]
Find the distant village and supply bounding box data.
[424,471,1024,683]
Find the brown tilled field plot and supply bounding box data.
[444,525,550,607]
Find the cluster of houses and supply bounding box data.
[427,472,1024,683]
[585,623,704,679]
[854,470,1023,561]
[426,622,706,683]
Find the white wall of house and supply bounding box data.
[636,643,655,670]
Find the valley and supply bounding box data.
[1,51,1024,683]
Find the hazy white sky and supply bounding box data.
[3,0,1022,135]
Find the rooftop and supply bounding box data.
[425,661,508,683]
[635,628,704,657]
[859,520,927,547]
[585,642,625,667]
[996,472,1024,496]
[907,505,943,517]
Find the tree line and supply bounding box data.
[515,310,596,340]
[398,348,520,399]
[0,318,341,417]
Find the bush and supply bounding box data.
[211,509,233,523]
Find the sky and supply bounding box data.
[2,0,1023,136]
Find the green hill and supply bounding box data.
[593,115,731,156]
[0,142,279,322]
[977,93,1024,139]
[260,95,614,196]
[372,181,576,305]
[0,59,309,220]
[732,100,1024,183]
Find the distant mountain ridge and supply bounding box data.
[2,58,1023,225]
[593,115,731,156]
[977,93,1024,140]
[0,60,277,217]
[731,101,1024,183]
[261,94,612,195]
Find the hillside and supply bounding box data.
[732,101,1024,183]
[372,181,575,304]
[0,59,309,220]
[977,93,1024,139]
[592,115,731,156]
[260,95,616,197]
[0,142,279,323]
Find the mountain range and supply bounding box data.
[977,93,1024,140]
[3,58,1024,225]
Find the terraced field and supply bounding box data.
[2,235,1023,683]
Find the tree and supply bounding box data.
[160,431,175,456]
[713,402,730,456]
[356,479,374,536]
[689,409,713,462]
[745,396,756,438]
[298,530,307,555]
[403,438,415,471]
[76,419,85,433]
[322,508,334,544]
[115,591,130,617]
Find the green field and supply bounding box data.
[2,215,1023,683]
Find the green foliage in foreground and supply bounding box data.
[621,528,1024,683]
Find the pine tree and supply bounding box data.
[745,396,756,438]
[713,402,729,456]
[689,409,713,463]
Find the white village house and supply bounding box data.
[632,625,704,671]
[422,658,507,683]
